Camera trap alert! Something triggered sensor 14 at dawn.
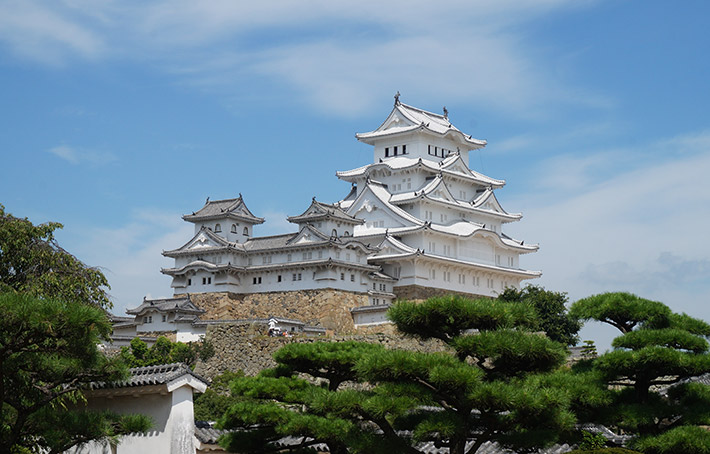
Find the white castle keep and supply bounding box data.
[160,97,540,328]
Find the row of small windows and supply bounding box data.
[384,145,407,157]
[213,223,249,236]
[372,283,387,291]
[428,145,452,158]
[186,277,211,286]
[142,314,168,324]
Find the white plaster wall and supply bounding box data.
[69,392,174,454]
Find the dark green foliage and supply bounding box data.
[0,292,151,453]
[571,292,710,452]
[194,371,244,421]
[498,285,582,346]
[221,295,590,454]
[631,426,710,454]
[0,204,111,309]
[568,449,641,454]
[579,430,607,449]
[120,336,214,368]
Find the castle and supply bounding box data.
[125,96,540,334]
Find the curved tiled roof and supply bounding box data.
[126,295,205,316]
[88,363,208,390]
[288,199,364,225]
[183,196,264,224]
[356,102,487,149]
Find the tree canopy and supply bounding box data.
[0,292,151,453]
[0,205,150,453]
[571,292,710,453]
[498,285,581,346]
[219,295,598,454]
[0,204,111,309]
[119,336,214,369]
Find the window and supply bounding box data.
[407,177,411,189]
[187,278,191,286]
[332,229,338,237]
[214,223,221,233]
[302,251,312,260]
[373,283,376,290]
[162,314,166,322]
[262,256,271,264]
[496,255,501,265]
[340,273,345,280]
[402,144,407,154]
[252,277,262,284]
[444,245,451,256]
[458,274,465,284]
[298,273,302,281]
[335,251,341,259]
[380,283,386,291]
[318,251,323,258]
[440,213,448,222]
[344,231,350,237]
[144,316,152,324]
[350,274,355,282]
[292,273,297,281]
[444,271,451,282]
[425,210,433,220]
[287,253,292,262]
[278,275,282,282]
[243,227,249,236]
[393,146,398,155]
[428,241,436,253]
[430,269,436,279]
[384,147,390,157]
[231,224,237,233]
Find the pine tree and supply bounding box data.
[219,296,599,453]
[571,292,710,453]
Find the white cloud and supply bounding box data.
[507,130,710,349]
[0,0,104,64]
[68,208,193,315]
[47,145,116,165]
[0,0,602,116]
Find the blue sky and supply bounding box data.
[1,1,709,350]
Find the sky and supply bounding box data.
[1,0,708,351]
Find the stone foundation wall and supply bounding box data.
[195,322,449,379]
[393,285,488,302]
[187,289,370,333]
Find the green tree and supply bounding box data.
[120,336,214,368]
[0,292,151,453]
[219,296,599,454]
[571,292,710,453]
[193,371,244,422]
[0,204,111,309]
[498,285,581,346]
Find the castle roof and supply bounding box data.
[126,295,206,316]
[356,101,487,149]
[88,363,208,392]
[288,198,364,225]
[337,154,504,187]
[183,196,264,224]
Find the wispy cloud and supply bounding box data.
[0,0,104,65]
[47,145,116,165]
[506,129,710,349]
[0,1,602,117]
[67,208,193,314]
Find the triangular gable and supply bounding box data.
[422,176,457,204]
[171,228,230,253]
[440,154,474,177]
[286,225,330,245]
[473,190,508,215]
[346,184,422,228]
[381,107,417,131]
[372,235,417,257]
